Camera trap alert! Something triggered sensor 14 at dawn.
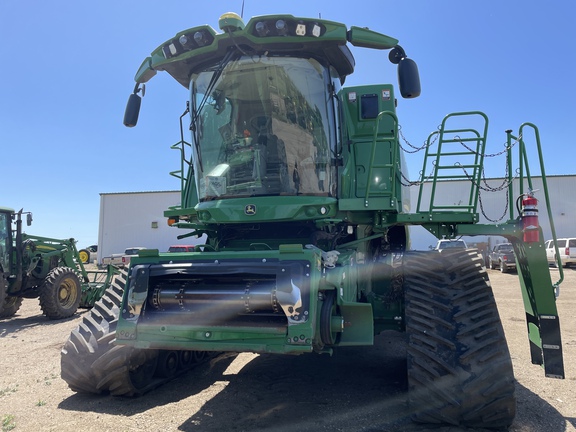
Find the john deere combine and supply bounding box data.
[61,13,564,428]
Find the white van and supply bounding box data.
[544,238,576,267]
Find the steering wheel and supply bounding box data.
[250,115,272,131]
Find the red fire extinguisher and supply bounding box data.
[521,191,539,243]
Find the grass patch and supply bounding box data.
[1,414,16,432]
[0,386,18,398]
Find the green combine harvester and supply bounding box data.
[61,12,564,428]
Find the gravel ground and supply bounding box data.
[0,265,575,432]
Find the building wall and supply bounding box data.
[408,175,576,250]
[97,191,205,264]
[97,175,575,261]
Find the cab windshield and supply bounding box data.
[190,56,337,200]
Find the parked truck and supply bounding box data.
[61,13,565,429]
[0,207,118,319]
[101,247,145,267]
[488,242,517,273]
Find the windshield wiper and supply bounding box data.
[190,48,237,172]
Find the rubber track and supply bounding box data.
[61,269,209,396]
[404,249,516,429]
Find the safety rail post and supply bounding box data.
[169,139,193,207]
[505,131,515,221]
[514,124,563,289]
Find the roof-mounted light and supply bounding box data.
[251,18,325,38]
[162,43,180,58]
[255,21,269,37]
[275,20,288,36]
[161,28,215,59]
[295,21,306,36]
[311,23,321,38]
[193,31,209,46]
[179,34,190,47]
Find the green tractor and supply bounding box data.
[78,245,97,264]
[0,207,117,319]
[61,13,564,428]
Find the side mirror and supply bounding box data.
[389,45,421,99]
[123,93,142,127]
[26,213,33,226]
[397,57,421,98]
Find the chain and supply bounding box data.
[397,124,439,185]
[457,158,520,222]
[398,124,439,154]
[399,162,436,187]
[478,187,510,223]
[396,124,523,222]
[453,133,522,158]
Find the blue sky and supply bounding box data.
[1,1,575,247]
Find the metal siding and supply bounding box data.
[97,191,205,264]
[98,175,575,259]
[409,175,576,250]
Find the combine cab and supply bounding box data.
[61,13,563,428]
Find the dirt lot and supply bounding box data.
[1,266,575,432]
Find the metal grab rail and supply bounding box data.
[363,110,399,207]
[417,111,488,214]
[508,124,563,289]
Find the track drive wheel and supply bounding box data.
[404,249,516,429]
[92,343,160,396]
[78,249,90,264]
[39,267,81,319]
[0,279,23,318]
[61,268,209,396]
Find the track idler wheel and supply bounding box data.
[128,350,160,391]
[179,351,194,368]
[156,351,180,378]
[193,351,207,362]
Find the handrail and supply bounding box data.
[363,110,398,207]
[170,138,193,207]
[509,124,563,289]
[417,111,488,214]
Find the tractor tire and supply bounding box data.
[0,279,23,318]
[78,249,90,264]
[39,267,82,319]
[403,249,516,429]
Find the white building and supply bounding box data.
[409,174,576,250]
[96,191,205,264]
[97,175,575,261]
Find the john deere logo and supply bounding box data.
[245,204,257,215]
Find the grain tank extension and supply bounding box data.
[61,13,564,429]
